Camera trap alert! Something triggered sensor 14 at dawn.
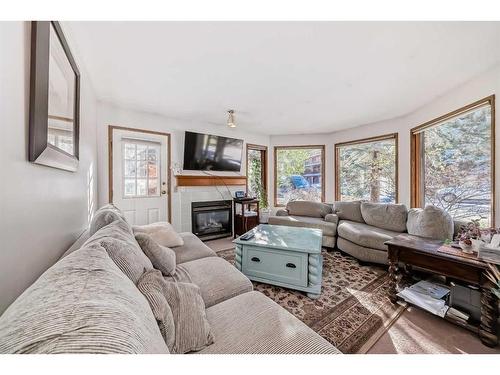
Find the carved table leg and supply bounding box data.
[388,258,399,304]
[307,254,322,299]
[479,281,498,347]
[234,244,242,271]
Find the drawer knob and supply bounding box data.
[251,257,260,263]
[286,263,296,269]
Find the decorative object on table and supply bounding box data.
[456,219,484,254]
[233,224,323,299]
[29,21,80,172]
[233,198,260,237]
[257,186,270,223]
[484,263,500,299]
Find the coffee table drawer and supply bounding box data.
[242,246,308,287]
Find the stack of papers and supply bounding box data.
[478,245,500,265]
[408,280,450,299]
[397,280,450,318]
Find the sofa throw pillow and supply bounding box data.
[406,205,454,241]
[162,280,214,353]
[333,201,364,223]
[360,202,408,232]
[135,233,176,276]
[137,269,176,351]
[85,220,154,284]
[89,204,128,236]
[133,222,184,248]
[286,201,332,218]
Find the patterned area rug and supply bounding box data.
[217,248,406,353]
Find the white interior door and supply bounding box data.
[112,128,169,225]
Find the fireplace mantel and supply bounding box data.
[175,175,247,187]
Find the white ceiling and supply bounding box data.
[64,21,500,135]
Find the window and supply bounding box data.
[411,96,495,226]
[123,140,161,198]
[246,144,267,199]
[274,145,325,206]
[335,134,398,203]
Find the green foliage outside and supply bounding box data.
[276,148,322,205]
[248,150,268,209]
[423,106,492,225]
[339,139,396,202]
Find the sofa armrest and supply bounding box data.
[324,213,339,225]
[275,209,289,216]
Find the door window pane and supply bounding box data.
[148,179,158,195]
[136,160,148,178]
[137,144,147,160]
[336,135,397,203]
[124,179,136,197]
[136,179,147,196]
[122,141,161,198]
[124,144,136,159]
[275,146,324,206]
[124,160,136,177]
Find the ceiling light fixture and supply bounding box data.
[227,109,236,128]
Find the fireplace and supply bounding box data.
[191,200,232,241]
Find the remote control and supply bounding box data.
[240,232,254,241]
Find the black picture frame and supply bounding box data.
[29,21,80,172]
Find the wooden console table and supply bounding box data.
[386,233,498,347]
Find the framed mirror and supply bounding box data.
[29,21,80,172]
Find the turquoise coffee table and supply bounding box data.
[233,224,323,299]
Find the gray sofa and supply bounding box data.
[269,201,338,248]
[0,204,339,354]
[269,200,454,265]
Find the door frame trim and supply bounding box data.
[108,125,172,223]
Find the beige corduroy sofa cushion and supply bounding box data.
[89,203,127,236]
[268,215,337,237]
[157,273,214,353]
[137,269,176,351]
[360,202,408,232]
[171,232,217,264]
[0,244,168,354]
[199,291,340,354]
[166,257,253,308]
[135,232,176,276]
[333,201,365,223]
[84,219,154,284]
[286,200,332,218]
[337,220,401,251]
[407,205,454,240]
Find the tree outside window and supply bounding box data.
[335,134,398,203]
[412,98,494,226]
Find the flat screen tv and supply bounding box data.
[183,131,243,172]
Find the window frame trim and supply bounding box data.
[334,133,399,203]
[410,95,496,226]
[273,144,326,207]
[246,143,268,198]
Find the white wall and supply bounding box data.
[269,64,500,224]
[95,102,270,231]
[0,22,99,313]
